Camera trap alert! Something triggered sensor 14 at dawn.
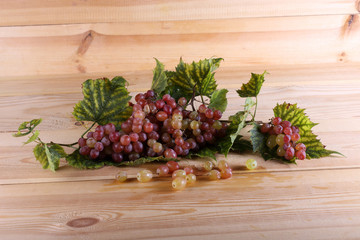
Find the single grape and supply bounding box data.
[137,169,153,183]
[121,122,132,133]
[146,147,156,157]
[291,126,300,134]
[175,137,184,146]
[135,93,145,102]
[171,120,182,130]
[164,148,177,159]
[115,171,127,182]
[101,136,111,147]
[204,132,213,142]
[148,131,159,140]
[276,134,285,146]
[112,142,124,153]
[283,127,293,135]
[186,174,196,185]
[295,150,306,160]
[133,141,144,153]
[200,122,210,131]
[178,97,187,106]
[198,104,207,113]
[291,133,300,142]
[112,153,124,162]
[295,143,306,151]
[213,110,222,120]
[133,110,145,119]
[173,129,183,138]
[145,89,155,98]
[208,169,221,180]
[94,142,104,152]
[138,132,147,142]
[79,146,91,155]
[217,160,229,170]
[195,135,205,144]
[205,109,214,119]
[266,135,277,148]
[133,104,142,112]
[89,149,100,159]
[260,123,271,133]
[283,135,291,144]
[167,99,177,109]
[204,161,214,171]
[163,105,173,115]
[123,143,133,154]
[212,120,222,130]
[174,145,183,155]
[283,142,291,150]
[281,120,292,128]
[156,111,168,121]
[129,132,139,142]
[277,146,286,157]
[166,161,180,173]
[181,119,190,130]
[120,135,131,146]
[221,168,233,179]
[87,131,94,138]
[156,165,170,176]
[147,139,156,147]
[245,159,257,170]
[153,142,163,153]
[149,103,157,114]
[143,122,154,133]
[272,117,282,126]
[86,137,97,148]
[199,113,206,122]
[273,125,283,135]
[285,147,295,160]
[162,94,171,102]
[172,169,186,179]
[129,152,140,161]
[132,124,142,134]
[184,166,194,174]
[133,118,143,125]
[161,132,171,143]
[172,177,186,190]
[155,100,165,109]
[192,128,201,136]
[78,138,86,147]
[189,111,199,120]
[93,131,104,141]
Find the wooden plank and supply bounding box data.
[1,169,360,239]
[0,0,358,27]
[0,15,359,78]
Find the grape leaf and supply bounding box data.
[189,146,217,160]
[13,118,42,137]
[219,97,255,157]
[33,143,66,171]
[273,102,342,158]
[231,136,253,153]
[118,156,167,166]
[23,130,40,145]
[151,58,168,95]
[237,71,267,98]
[166,57,223,101]
[73,77,132,128]
[209,89,228,112]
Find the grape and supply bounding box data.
[79,146,91,155]
[204,161,214,171]
[78,138,86,147]
[166,161,180,173]
[145,90,155,98]
[132,124,142,133]
[137,170,153,183]
[129,152,140,161]
[120,135,131,146]
[220,168,232,179]
[295,143,306,151]
[208,170,221,180]
[129,132,139,142]
[109,131,120,143]
[245,159,257,170]
[181,119,190,130]
[147,139,156,147]
[89,149,100,159]
[266,135,277,148]
[277,146,286,157]
[172,169,186,179]
[94,142,104,152]
[135,93,145,102]
[203,132,213,142]
[213,110,222,120]
[273,125,283,135]
[112,153,124,162]
[164,148,177,158]
[133,118,143,125]
[285,147,295,160]
[163,105,173,115]
[101,136,111,147]
[184,166,194,174]
[149,103,157,114]
[133,104,142,112]
[283,142,291,150]
[283,135,291,143]
[93,131,104,141]
[296,150,306,160]
[172,177,186,190]
[123,144,133,154]
[212,120,222,130]
[174,137,184,146]
[174,145,183,155]
[171,120,182,129]
[153,142,163,153]
[143,122,154,133]
[138,132,147,142]
[168,99,177,109]
[156,111,168,121]
[146,147,156,157]
[260,123,271,133]
[198,104,207,113]
[173,129,183,138]
[86,138,97,148]
[112,142,124,153]
[186,174,196,185]
[275,134,285,146]
[205,109,214,119]
[283,127,292,135]
[115,171,127,182]
[200,122,210,131]
[155,100,165,109]
[133,141,144,153]
[161,133,171,143]
[178,97,187,106]
[87,131,94,138]
[189,111,198,120]
[157,165,170,176]
[148,131,159,140]
[291,133,300,142]
[272,117,282,125]
[162,94,171,102]
[217,160,229,170]
[190,121,200,130]
[121,122,132,133]
[195,135,205,144]
[291,126,299,134]
[192,128,201,136]
[281,120,291,128]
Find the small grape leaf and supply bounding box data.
[237,71,267,98]
[273,102,342,158]
[73,77,132,128]
[231,136,253,153]
[188,146,217,160]
[167,57,223,101]
[209,89,228,112]
[33,143,66,171]
[151,58,168,95]
[13,118,42,137]
[219,97,255,157]
[23,130,40,145]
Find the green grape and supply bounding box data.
[208,170,221,180]
[186,174,196,185]
[276,134,285,146]
[217,160,229,171]
[212,120,222,130]
[277,146,286,156]
[172,169,186,179]
[204,160,214,171]
[115,171,127,182]
[137,170,153,183]
[172,177,187,190]
[190,120,200,130]
[245,159,257,170]
[266,135,277,149]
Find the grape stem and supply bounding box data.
[252,96,258,121]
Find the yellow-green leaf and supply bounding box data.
[13,118,42,137]
[72,77,132,128]
[151,58,168,95]
[23,130,39,145]
[209,89,228,112]
[237,71,267,97]
[33,143,66,171]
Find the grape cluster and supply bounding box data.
[78,90,227,162]
[260,117,306,160]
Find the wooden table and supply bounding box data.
[1,1,360,239]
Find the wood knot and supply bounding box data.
[66,217,99,228]
[77,30,95,56]
[356,0,360,12]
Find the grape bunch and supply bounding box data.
[260,117,306,161]
[77,90,228,162]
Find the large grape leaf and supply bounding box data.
[209,89,228,112]
[218,97,255,157]
[73,77,132,128]
[237,71,267,98]
[166,57,223,101]
[33,143,67,172]
[273,102,342,158]
[151,58,168,95]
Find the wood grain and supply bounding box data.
[0,0,358,27]
[0,14,359,78]
[1,169,360,239]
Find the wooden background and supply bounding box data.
[1,0,360,239]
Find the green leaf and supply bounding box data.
[209,89,228,112]
[23,130,39,145]
[231,136,253,153]
[72,77,132,128]
[33,143,66,171]
[151,58,168,95]
[167,57,223,101]
[219,97,255,156]
[237,71,267,98]
[13,118,42,137]
[273,102,342,159]
[189,146,217,160]
[118,156,167,166]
